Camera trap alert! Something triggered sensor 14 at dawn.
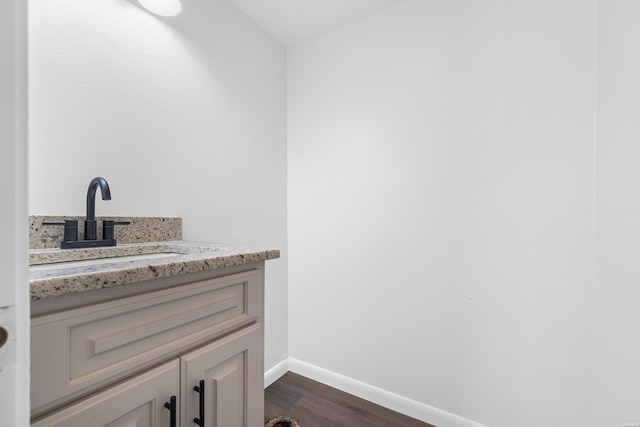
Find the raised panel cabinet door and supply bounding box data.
[31,359,180,427]
[181,324,262,427]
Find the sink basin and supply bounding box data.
[29,252,182,270]
[29,242,219,267]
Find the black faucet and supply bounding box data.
[85,177,111,240]
[43,176,129,249]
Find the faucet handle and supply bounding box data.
[102,220,130,241]
[43,220,78,242]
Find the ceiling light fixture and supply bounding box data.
[138,0,182,17]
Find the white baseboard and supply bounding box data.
[264,358,289,388]
[287,358,489,427]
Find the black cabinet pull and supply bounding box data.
[193,379,205,426]
[164,395,176,427]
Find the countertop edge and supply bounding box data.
[29,242,280,301]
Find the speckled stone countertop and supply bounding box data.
[30,241,280,301]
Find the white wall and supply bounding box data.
[0,0,29,424]
[595,1,640,425]
[288,1,596,426]
[28,0,288,373]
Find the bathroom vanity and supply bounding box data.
[29,216,279,427]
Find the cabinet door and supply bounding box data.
[181,324,262,427]
[31,359,180,427]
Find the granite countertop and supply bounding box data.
[29,241,280,301]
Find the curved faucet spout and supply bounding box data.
[86,177,111,222]
[85,177,111,240]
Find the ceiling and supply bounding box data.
[227,0,406,47]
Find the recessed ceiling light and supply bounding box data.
[138,0,182,17]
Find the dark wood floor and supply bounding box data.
[265,372,436,427]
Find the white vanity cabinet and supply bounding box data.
[30,265,265,427]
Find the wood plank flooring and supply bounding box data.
[265,372,436,427]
